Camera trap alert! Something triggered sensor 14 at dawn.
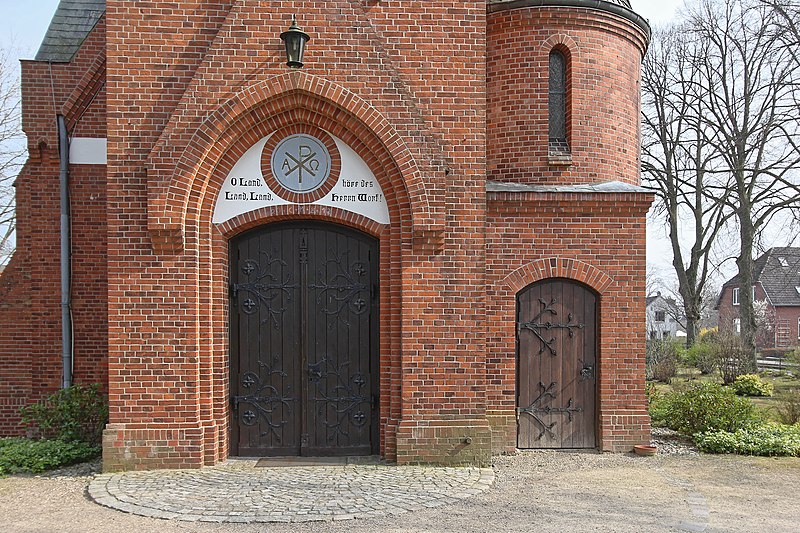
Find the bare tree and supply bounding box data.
[642,25,732,347]
[646,262,668,298]
[0,45,25,268]
[688,0,800,366]
[762,0,800,57]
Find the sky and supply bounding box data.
[631,0,685,24]
[0,0,61,58]
[0,0,707,287]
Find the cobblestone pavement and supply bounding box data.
[88,459,495,523]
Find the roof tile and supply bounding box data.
[35,0,105,63]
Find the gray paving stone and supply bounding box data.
[87,461,494,523]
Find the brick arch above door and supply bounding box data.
[501,257,614,295]
[216,204,388,246]
[146,71,438,255]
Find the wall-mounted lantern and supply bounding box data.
[280,16,310,68]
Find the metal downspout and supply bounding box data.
[58,115,73,389]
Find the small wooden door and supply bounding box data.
[517,279,597,448]
[230,222,378,456]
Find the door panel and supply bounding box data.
[517,279,597,449]
[231,222,378,457]
[305,227,375,455]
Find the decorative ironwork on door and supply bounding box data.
[308,357,372,442]
[309,250,371,326]
[518,297,585,356]
[231,356,297,441]
[232,252,300,328]
[518,381,583,441]
[230,222,378,457]
[517,279,597,449]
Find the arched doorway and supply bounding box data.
[517,278,597,449]
[229,221,379,457]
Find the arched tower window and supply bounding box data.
[549,49,569,154]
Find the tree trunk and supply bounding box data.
[684,303,701,347]
[736,206,758,372]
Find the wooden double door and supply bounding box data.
[517,279,597,449]
[230,222,379,456]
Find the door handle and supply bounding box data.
[308,361,324,382]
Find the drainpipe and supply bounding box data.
[58,114,73,389]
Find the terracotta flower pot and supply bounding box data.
[634,444,658,456]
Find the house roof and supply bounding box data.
[35,0,105,63]
[719,247,800,307]
[646,291,681,314]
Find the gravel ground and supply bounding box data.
[2,436,799,533]
[651,427,700,456]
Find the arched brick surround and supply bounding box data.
[136,84,420,466]
[485,258,615,452]
[501,257,613,295]
[147,71,435,255]
[486,236,651,454]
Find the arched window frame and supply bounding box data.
[548,46,572,161]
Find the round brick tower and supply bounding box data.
[487,0,650,186]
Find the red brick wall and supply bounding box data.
[487,5,648,185]
[4,1,653,464]
[0,21,108,435]
[718,285,746,337]
[484,3,651,452]
[485,192,653,452]
[102,0,489,470]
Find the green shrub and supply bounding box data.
[695,424,800,456]
[776,389,800,425]
[0,438,99,476]
[20,384,108,446]
[646,339,678,383]
[646,383,669,427]
[786,348,800,368]
[731,374,774,397]
[661,382,758,435]
[682,342,717,375]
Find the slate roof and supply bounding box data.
[35,0,105,63]
[720,247,800,307]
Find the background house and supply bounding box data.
[646,291,685,340]
[717,247,800,350]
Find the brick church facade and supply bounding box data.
[0,0,652,470]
